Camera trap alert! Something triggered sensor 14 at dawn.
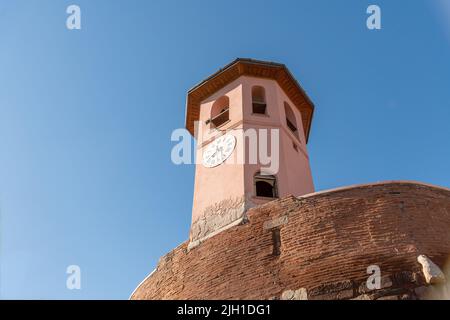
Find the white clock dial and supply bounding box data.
[202,133,236,168]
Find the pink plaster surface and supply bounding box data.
[190,76,314,226]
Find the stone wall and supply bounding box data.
[131,181,450,300]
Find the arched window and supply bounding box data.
[252,86,267,115]
[209,96,230,128]
[284,102,299,140]
[254,172,278,198]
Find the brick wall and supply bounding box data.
[131,181,450,300]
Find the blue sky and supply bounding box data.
[0,0,449,299]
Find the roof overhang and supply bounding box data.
[185,58,315,143]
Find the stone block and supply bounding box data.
[281,288,308,300]
[417,255,446,284]
[351,294,372,300]
[263,215,289,230]
[309,280,354,297]
[310,289,354,300]
[377,295,399,300]
[358,275,392,294]
[391,271,417,286]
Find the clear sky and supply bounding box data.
[0,0,449,299]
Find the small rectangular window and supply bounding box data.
[252,86,267,115]
[252,102,267,115]
[255,174,278,198]
[286,118,297,133]
[210,108,229,128]
[272,228,281,256]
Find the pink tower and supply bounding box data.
[185,59,315,248]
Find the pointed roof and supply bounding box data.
[185,58,315,142]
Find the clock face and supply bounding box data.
[202,133,236,168]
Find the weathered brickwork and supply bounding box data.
[131,181,450,300]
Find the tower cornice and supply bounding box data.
[185,58,315,143]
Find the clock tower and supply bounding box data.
[186,59,315,249]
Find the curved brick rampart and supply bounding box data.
[131,181,450,300]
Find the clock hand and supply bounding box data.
[209,147,218,157]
